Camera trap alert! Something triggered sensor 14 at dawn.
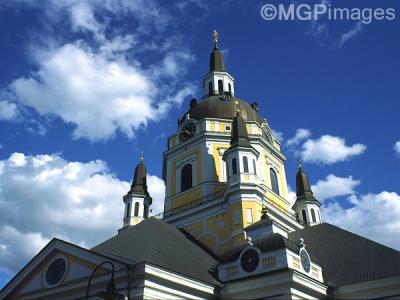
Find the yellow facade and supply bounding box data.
[165,118,289,255]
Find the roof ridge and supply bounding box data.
[320,223,400,252]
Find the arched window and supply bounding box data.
[302,209,307,223]
[243,156,249,173]
[144,204,148,218]
[232,158,237,175]
[181,164,192,192]
[228,83,232,94]
[126,202,131,217]
[208,82,213,95]
[311,209,316,223]
[253,159,257,175]
[134,202,139,217]
[270,168,279,195]
[218,80,223,94]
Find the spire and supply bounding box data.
[230,111,251,148]
[209,30,226,72]
[295,164,319,205]
[128,157,151,201]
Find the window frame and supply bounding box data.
[311,208,316,223]
[218,80,223,94]
[232,158,237,175]
[270,168,280,195]
[246,208,253,224]
[302,209,307,223]
[134,202,139,217]
[243,156,249,173]
[181,163,193,192]
[126,202,131,218]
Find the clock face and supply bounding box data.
[240,248,259,273]
[179,122,196,141]
[300,249,311,273]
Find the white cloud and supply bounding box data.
[337,22,363,49]
[300,135,366,165]
[68,1,105,41]
[0,101,19,121]
[322,191,400,250]
[6,0,195,142]
[0,152,165,275]
[12,43,194,142]
[272,129,283,143]
[148,175,165,216]
[287,185,296,207]
[312,174,361,201]
[286,128,311,147]
[394,141,400,156]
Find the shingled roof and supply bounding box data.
[92,218,219,285]
[288,223,400,286]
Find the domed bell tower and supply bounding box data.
[121,157,152,229]
[161,31,293,255]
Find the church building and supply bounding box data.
[1,32,400,300]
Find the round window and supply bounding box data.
[240,248,259,273]
[46,258,67,286]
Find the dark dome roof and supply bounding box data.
[183,95,263,124]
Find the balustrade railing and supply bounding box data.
[152,189,226,219]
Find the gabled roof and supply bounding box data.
[288,223,400,286]
[92,218,219,285]
[0,238,127,298]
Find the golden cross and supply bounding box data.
[213,29,219,48]
[139,151,144,163]
[298,160,302,169]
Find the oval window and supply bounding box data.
[46,258,67,286]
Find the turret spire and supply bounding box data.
[292,164,321,226]
[295,164,317,201]
[128,156,151,199]
[122,156,152,229]
[230,112,251,148]
[204,30,234,96]
[209,30,226,72]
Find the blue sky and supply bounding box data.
[0,0,399,288]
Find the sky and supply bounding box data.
[0,0,400,288]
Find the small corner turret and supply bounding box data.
[223,110,260,187]
[292,163,321,226]
[121,156,152,230]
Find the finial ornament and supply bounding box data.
[261,205,268,220]
[234,100,240,115]
[139,152,144,163]
[213,29,219,49]
[298,237,305,248]
[298,160,302,169]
